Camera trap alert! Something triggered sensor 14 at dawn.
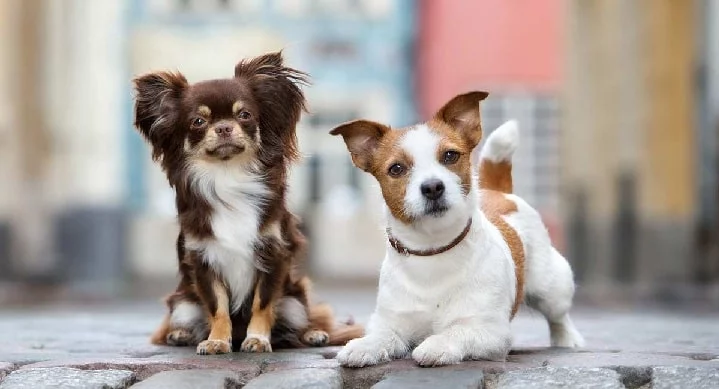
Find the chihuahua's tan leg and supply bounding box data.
[241,283,276,352]
[196,275,233,355]
[150,312,171,345]
[241,224,295,352]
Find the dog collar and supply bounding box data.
[387,218,473,257]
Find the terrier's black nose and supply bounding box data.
[420,179,445,200]
[215,124,233,136]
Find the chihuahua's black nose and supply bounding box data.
[421,179,445,200]
[215,124,233,136]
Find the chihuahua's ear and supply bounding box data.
[235,51,309,162]
[133,71,188,161]
[330,120,389,172]
[433,91,489,147]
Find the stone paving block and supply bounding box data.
[341,358,521,388]
[341,359,421,388]
[0,367,134,389]
[238,351,325,364]
[148,350,324,364]
[0,351,80,365]
[244,368,341,389]
[495,367,623,389]
[285,347,343,359]
[613,366,652,389]
[22,356,261,381]
[149,350,330,374]
[148,350,338,374]
[0,363,15,380]
[652,366,719,389]
[372,369,485,389]
[130,369,246,389]
[263,357,340,373]
[508,349,719,369]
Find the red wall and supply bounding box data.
[417,0,564,117]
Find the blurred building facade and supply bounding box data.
[563,0,718,300]
[0,0,127,292]
[417,0,566,248]
[0,0,418,289]
[0,0,717,302]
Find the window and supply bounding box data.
[311,40,359,62]
[145,0,258,15]
[480,94,561,214]
[307,109,360,128]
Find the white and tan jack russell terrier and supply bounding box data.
[330,91,584,367]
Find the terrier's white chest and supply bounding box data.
[376,217,516,334]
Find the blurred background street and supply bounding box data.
[0,0,717,311]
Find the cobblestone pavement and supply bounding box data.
[0,287,717,388]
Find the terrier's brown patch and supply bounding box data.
[479,160,513,194]
[426,118,476,196]
[480,190,524,318]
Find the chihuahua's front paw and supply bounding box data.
[166,328,194,347]
[302,329,330,347]
[241,335,272,353]
[337,337,391,368]
[196,339,231,355]
[412,335,463,367]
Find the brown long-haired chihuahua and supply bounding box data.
[133,52,362,355]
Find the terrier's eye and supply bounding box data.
[238,111,251,120]
[192,118,206,127]
[388,163,406,177]
[442,150,460,165]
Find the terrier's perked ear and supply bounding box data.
[330,120,390,172]
[433,91,489,148]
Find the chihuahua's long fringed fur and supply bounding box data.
[133,52,362,355]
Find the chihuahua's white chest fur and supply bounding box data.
[186,161,267,313]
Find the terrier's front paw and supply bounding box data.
[241,335,272,353]
[336,337,390,368]
[196,339,231,355]
[412,335,463,367]
[302,329,330,347]
[552,330,585,348]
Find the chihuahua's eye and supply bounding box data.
[442,150,460,165]
[238,111,251,120]
[192,118,206,128]
[388,163,406,177]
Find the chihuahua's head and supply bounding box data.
[133,52,307,180]
[331,92,488,227]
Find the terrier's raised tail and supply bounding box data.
[478,120,519,193]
